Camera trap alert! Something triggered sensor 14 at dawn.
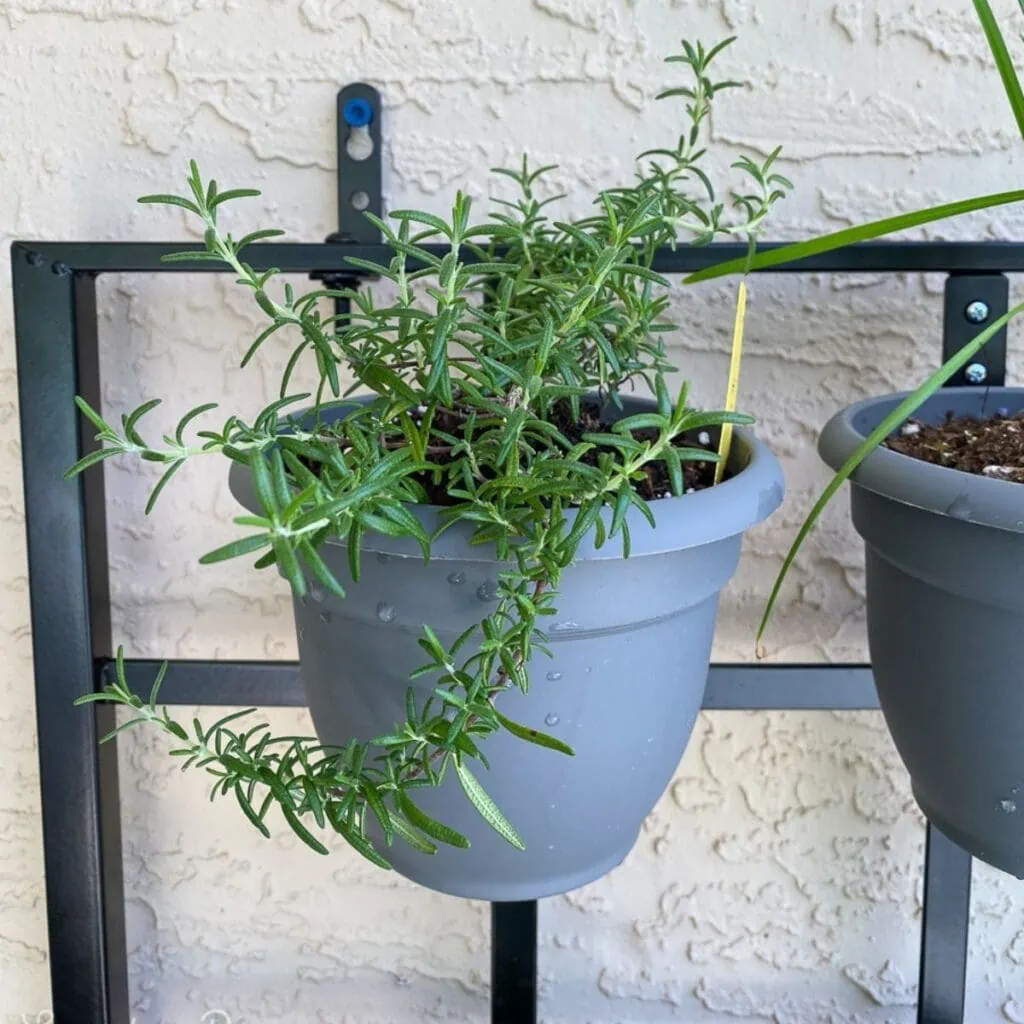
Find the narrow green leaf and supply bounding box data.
[250,452,276,513]
[397,792,470,848]
[629,490,656,529]
[64,447,119,480]
[74,395,111,433]
[391,813,439,855]
[335,819,393,869]
[209,187,262,207]
[346,520,362,583]
[273,539,306,595]
[362,784,395,843]
[159,250,225,263]
[389,208,452,236]
[455,760,524,850]
[613,412,668,434]
[235,783,272,838]
[610,482,631,538]
[144,460,184,514]
[664,447,683,495]
[299,541,346,599]
[138,194,201,214]
[973,0,1024,142]
[199,534,271,564]
[237,228,286,250]
[685,191,1024,283]
[280,803,329,855]
[495,711,575,756]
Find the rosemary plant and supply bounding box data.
[72,39,790,866]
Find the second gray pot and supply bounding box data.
[820,387,1024,877]
[231,396,784,900]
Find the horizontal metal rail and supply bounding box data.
[14,238,1024,276]
[100,659,879,711]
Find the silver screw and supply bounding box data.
[965,300,990,324]
[965,362,988,385]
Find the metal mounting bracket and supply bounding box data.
[942,273,1009,386]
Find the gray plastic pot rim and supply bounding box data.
[228,395,785,563]
[818,386,1024,535]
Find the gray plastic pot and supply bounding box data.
[820,387,1024,877]
[230,395,784,900]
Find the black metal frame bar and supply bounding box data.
[13,83,1000,1024]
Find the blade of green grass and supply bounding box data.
[758,299,1024,643]
[973,0,1024,141]
[685,191,1024,284]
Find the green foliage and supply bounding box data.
[69,38,787,866]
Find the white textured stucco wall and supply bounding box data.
[3,1,1024,1021]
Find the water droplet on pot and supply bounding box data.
[1001,799,1017,814]
[376,602,396,623]
[477,581,500,602]
[551,620,579,633]
[310,585,325,603]
[320,610,332,624]
[544,713,560,726]
[447,571,466,585]
[297,627,305,641]
[546,671,562,681]
[376,552,389,564]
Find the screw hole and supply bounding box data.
[345,124,374,163]
[351,190,370,212]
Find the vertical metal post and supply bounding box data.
[912,272,1005,1024]
[13,249,129,1023]
[491,901,538,1024]
[917,824,972,1024]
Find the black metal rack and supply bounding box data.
[13,83,1017,1024]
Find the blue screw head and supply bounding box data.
[343,98,373,128]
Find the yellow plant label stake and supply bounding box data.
[715,279,747,485]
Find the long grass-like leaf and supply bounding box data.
[973,0,1024,141]
[685,191,1024,283]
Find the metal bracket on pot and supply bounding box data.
[943,273,1009,387]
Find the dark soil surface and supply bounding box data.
[886,410,1024,483]
[393,400,723,506]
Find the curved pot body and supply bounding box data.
[820,387,1024,877]
[231,396,784,899]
